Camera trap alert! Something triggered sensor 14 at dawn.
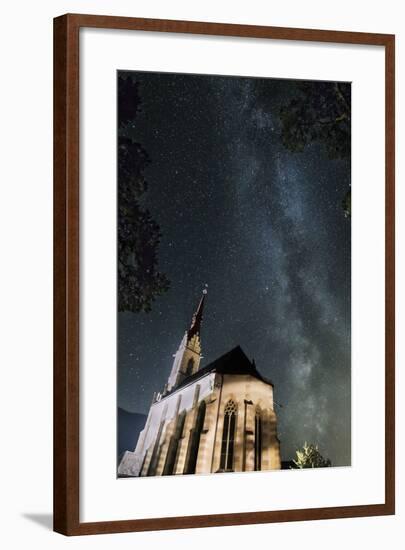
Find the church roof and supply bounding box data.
[172,345,273,394]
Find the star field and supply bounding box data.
[118,72,351,465]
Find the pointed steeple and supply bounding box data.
[165,286,208,393]
[188,287,207,340]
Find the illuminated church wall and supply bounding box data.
[118,292,281,477]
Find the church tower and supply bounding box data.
[166,288,207,392]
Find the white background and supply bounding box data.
[81,28,385,522]
[0,0,403,548]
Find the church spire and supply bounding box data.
[188,286,207,341]
[165,286,208,393]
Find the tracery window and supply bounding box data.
[220,400,237,471]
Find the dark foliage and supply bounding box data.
[278,81,351,217]
[280,81,351,160]
[118,76,142,128]
[118,75,170,312]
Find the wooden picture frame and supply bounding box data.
[54,13,395,536]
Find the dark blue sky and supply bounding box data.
[118,72,351,466]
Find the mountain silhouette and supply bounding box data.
[117,408,147,463]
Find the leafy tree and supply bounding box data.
[280,81,351,160]
[279,81,351,217]
[118,76,142,129]
[118,75,170,312]
[292,442,332,469]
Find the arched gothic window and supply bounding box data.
[184,400,206,474]
[220,400,237,471]
[254,407,262,471]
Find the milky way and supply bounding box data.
[118,72,351,466]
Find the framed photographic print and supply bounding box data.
[53,14,395,535]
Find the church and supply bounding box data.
[118,290,281,477]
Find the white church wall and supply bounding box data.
[118,372,217,475]
[142,372,216,451]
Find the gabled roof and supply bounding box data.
[170,345,273,395]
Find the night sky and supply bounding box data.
[118,71,351,466]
